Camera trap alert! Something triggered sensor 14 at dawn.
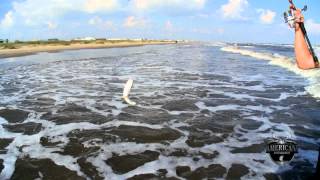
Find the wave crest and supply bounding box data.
[221,46,320,99]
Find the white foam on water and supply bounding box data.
[77,114,284,179]
[222,91,291,102]
[0,117,19,179]
[206,42,227,47]
[84,122,281,179]
[0,117,7,125]
[121,155,215,179]
[23,145,85,177]
[101,120,164,129]
[195,101,281,115]
[0,108,189,179]
[0,111,104,179]
[215,83,267,92]
[195,102,240,112]
[192,99,316,177]
[221,46,320,99]
[0,44,318,179]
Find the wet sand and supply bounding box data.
[0,41,177,59]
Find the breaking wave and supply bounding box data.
[221,46,320,99]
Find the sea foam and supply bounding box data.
[221,46,320,99]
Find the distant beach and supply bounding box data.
[0,39,178,58]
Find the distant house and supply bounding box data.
[0,39,9,43]
[48,38,59,42]
[131,38,144,41]
[30,39,40,42]
[107,38,128,41]
[73,37,96,41]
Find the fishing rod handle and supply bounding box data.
[299,23,307,35]
[299,23,319,65]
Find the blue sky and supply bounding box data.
[0,0,319,43]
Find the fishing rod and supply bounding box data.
[283,0,319,66]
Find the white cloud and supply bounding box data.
[10,0,121,26]
[89,16,114,29]
[89,16,103,25]
[84,0,120,13]
[216,28,225,34]
[47,21,57,29]
[123,16,146,28]
[131,0,206,11]
[258,9,276,24]
[4,0,207,28]
[12,0,78,25]
[220,0,248,20]
[192,27,224,34]
[305,19,320,35]
[0,11,14,28]
[197,13,210,18]
[165,20,173,31]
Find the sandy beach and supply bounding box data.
[0,40,177,59]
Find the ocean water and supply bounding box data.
[0,43,319,179]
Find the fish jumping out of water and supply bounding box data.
[122,79,136,106]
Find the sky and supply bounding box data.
[0,0,319,44]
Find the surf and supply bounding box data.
[221,45,320,99]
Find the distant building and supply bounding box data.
[0,39,9,43]
[73,37,96,41]
[107,38,129,41]
[131,38,144,41]
[48,38,59,42]
[30,39,40,42]
[96,38,106,41]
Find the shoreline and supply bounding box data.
[0,41,178,59]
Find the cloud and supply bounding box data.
[257,9,276,24]
[84,0,120,13]
[191,27,225,34]
[197,13,210,18]
[89,16,105,25]
[0,11,14,28]
[216,28,225,34]
[220,0,248,20]
[47,21,57,29]
[130,0,206,12]
[88,16,114,30]
[4,0,207,29]
[165,20,173,31]
[123,16,147,28]
[305,19,320,35]
[12,0,78,25]
[9,0,121,26]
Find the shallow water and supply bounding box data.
[0,43,319,179]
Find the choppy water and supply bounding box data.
[0,43,319,179]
